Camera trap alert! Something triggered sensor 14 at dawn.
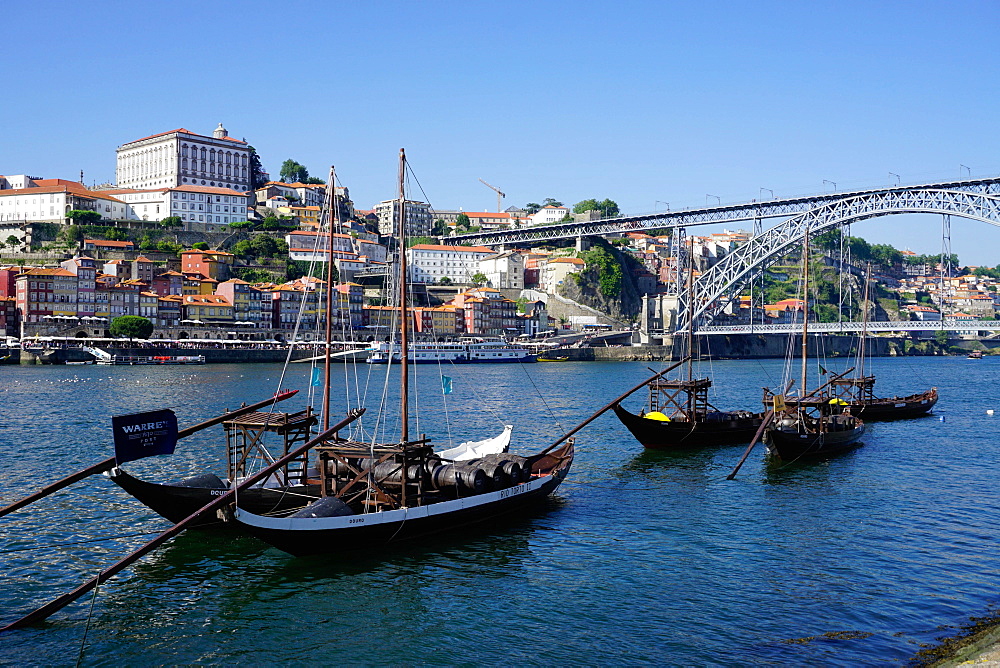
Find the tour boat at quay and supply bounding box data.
[366,337,536,364]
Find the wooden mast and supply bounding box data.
[322,166,337,431]
[859,262,872,381]
[397,149,409,445]
[800,226,810,397]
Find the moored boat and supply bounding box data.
[365,337,535,364]
[762,225,866,461]
[232,149,574,555]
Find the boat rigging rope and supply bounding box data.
[518,363,565,433]
[76,570,101,667]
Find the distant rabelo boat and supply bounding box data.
[613,247,763,449]
[231,150,575,555]
[794,264,938,422]
[762,227,865,461]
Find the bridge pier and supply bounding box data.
[575,236,590,252]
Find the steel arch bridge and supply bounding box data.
[678,188,1000,333]
[446,177,1000,246]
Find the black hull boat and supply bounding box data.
[108,468,321,527]
[109,403,323,528]
[847,387,938,420]
[764,414,865,461]
[612,403,763,448]
[234,443,574,556]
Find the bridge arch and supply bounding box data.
[683,189,1000,330]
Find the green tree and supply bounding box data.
[237,267,278,283]
[192,242,209,250]
[933,330,949,346]
[432,219,448,236]
[573,198,620,218]
[279,159,309,183]
[870,243,902,268]
[157,240,184,255]
[471,272,488,287]
[542,198,563,207]
[5,235,18,248]
[248,145,269,190]
[160,216,183,228]
[226,220,253,230]
[301,176,326,184]
[455,213,471,230]
[439,276,453,285]
[582,245,623,297]
[407,236,436,247]
[58,225,84,244]
[66,210,102,225]
[524,202,541,215]
[110,315,154,340]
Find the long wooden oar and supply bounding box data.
[0,407,364,633]
[0,390,299,519]
[726,410,775,480]
[539,357,688,456]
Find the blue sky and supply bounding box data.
[5,0,1000,263]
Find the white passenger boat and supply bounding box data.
[366,337,536,364]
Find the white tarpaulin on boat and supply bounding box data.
[437,425,513,461]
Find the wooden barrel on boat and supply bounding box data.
[465,459,512,490]
[370,461,427,484]
[479,454,530,483]
[428,463,487,494]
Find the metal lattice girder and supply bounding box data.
[693,320,1000,334]
[445,178,1000,247]
[678,188,1000,331]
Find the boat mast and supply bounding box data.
[397,149,410,444]
[322,165,337,431]
[800,226,810,396]
[686,237,695,386]
[858,262,872,381]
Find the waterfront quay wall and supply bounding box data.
[20,347,318,364]
[560,334,892,362]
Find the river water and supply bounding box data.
[1,355,998,665]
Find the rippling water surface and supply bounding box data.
[1,356,998,665]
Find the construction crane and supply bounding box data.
[479,178,505,213]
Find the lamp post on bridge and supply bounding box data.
[706,194,721,206]
[960,164,971,178]
[760,187,773,199]
[823,179,837,192]
[655,200,670,212]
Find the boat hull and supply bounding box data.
[108,468,321,528]
[612,403,764,449]
[764,421,865,461]
[848,388,938,421]
[234,445,574,555]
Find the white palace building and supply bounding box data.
[0,124,255,233]
[115,123,251,192]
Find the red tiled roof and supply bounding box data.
[84,239,134,248]
[409,244,494,253]
[123,128,247,145]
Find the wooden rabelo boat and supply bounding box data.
[108,396,325,527]
[232,150,575,555]
[810,265,938,422]
[761,227,865,461]
[613,242,763,449]
[612,376,764,449]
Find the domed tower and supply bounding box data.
[213,122,227,139]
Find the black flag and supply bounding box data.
[112,409,178,465]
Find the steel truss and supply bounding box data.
[447,177,1000,247]
[677,189,1000,332]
